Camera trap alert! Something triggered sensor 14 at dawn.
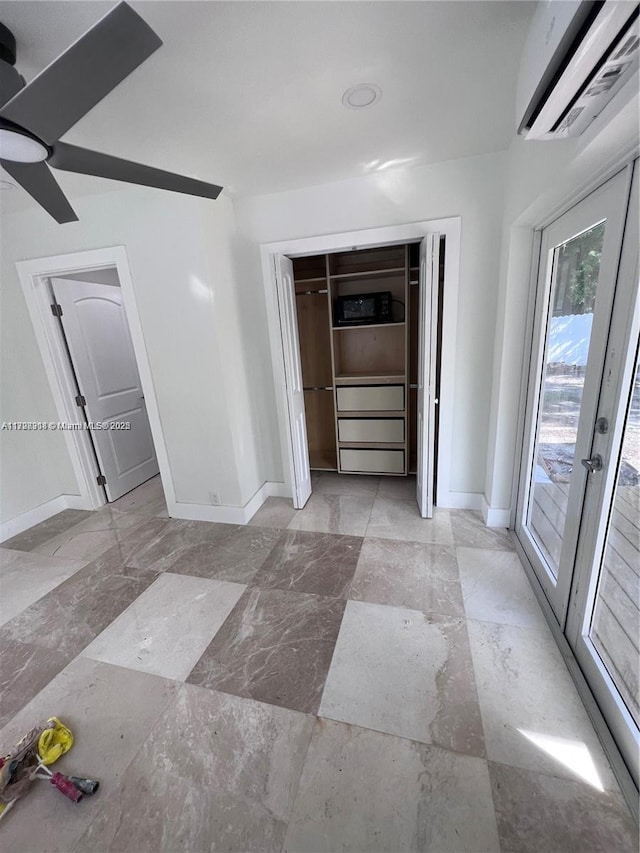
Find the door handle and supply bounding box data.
[581,454,603,473]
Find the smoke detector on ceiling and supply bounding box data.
[342,83,382,109]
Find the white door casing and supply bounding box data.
[273,255,312,509]
[52,278,159,501]
[416,233,440,518]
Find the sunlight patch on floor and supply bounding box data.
[517,727,605,791]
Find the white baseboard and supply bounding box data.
[169,481,291,526]
[480,495,511,528]
[0,493,90,542]
[63,494,93,510]
[265,481,291,499]
[438,491,511,528]
[438,491,483,511]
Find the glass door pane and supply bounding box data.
[589,346,640,730]
[527,222,606,578]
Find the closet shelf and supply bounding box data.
[329,267,405,281]
[295,275,327,284]
[338,440,405,450]
[336,408,406,418]
[332,322,405,331]
[334,372,406,386]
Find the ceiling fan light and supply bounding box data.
[0,128,49,163]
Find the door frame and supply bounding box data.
[260,217,461,508]
[15,246,173,511]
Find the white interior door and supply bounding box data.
[416,234,440,518]
[273,255,312,509]
[52,278,159,501]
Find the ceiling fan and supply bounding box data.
[0,2,223,223]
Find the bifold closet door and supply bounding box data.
[416,233,440,518]
[274,254,312,508]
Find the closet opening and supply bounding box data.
[290,239,445,495]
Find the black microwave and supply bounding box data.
[334,291,393,326]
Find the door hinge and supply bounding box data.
[50,303,63,317]
[75,394,86,407]
[96,474,107,486]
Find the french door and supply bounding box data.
[516,162,639,786]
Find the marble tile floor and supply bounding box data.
[0,474,637,852]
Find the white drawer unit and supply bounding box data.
[338,418,405,443]
[339,448,405,474]
[336,384,404,413]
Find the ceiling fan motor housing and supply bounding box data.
[0,23,16,66]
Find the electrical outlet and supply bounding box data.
[209,490,221,506]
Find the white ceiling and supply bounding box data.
[0,0,535,207]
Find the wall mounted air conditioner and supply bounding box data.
[517,0,639,140]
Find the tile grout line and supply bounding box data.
[362,485,377,538]
[313,710,490,765]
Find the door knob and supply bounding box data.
[581,454,603,473]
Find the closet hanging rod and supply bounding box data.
[298,288,328,295]
[304,386,334,391]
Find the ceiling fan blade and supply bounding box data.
[0,63,24,108]
[49,142,223,201]
[1,159,77,222]
[0,2,161,145]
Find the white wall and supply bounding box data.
[200,203,268,505]
[0,230,79,520]
[0,185,265,526]
[234,151,509,499]
[484,81,640,521]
